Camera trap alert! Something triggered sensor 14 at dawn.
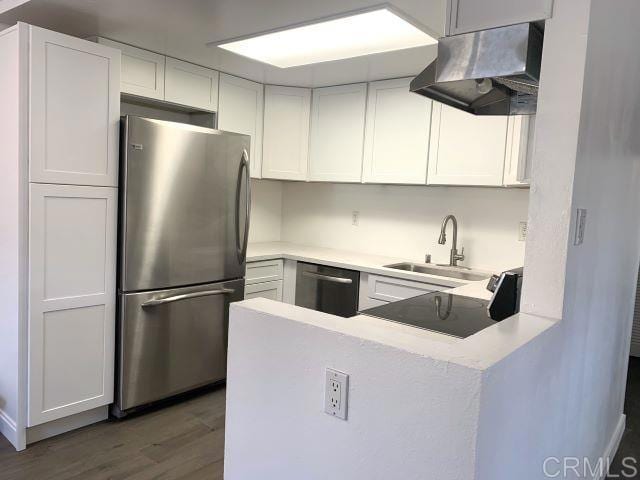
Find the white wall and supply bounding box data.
[249,179,282,243]
[225,301,483,480]
[483,0,640,476]
[280,182,529,271]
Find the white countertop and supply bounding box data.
[247,241,494,290]
[241,242,557,368]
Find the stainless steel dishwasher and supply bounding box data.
[295,262,360,317]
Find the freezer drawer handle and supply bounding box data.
[302,271,353,284]
[141,288,236,308]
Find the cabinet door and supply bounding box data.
[94,37,165,100]
[503,115,535,186]
[262,85,311,181]
[218,73,264,178]
[28,184,117,426]
[245,280,283,301]
[30,28,120,187]
[165,57,219,112]
[447,0,553,35]
[363,78,432,184]
[427,102,508,186]
[309,83,367,183]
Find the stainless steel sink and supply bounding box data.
[383,262,490,282]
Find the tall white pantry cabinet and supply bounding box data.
[0,23,120,450]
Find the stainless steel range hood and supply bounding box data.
[410,23,543,115]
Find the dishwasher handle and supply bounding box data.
[302,271,353,284]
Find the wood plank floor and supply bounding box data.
[1,358,638,479]
[0,386,226,480]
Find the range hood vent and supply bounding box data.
[410,23,543,115]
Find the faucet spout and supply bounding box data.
[438,215,464,267]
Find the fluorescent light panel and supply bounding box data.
[217,8,437,68]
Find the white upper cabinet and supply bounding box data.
[309,83,367,183]
[503,115,535,186]
[363,78,432,185]
[94,37,164,100]
[427,103,509,186]
[165,57,219,112]
[262,85,311,181]
[447,0,553,35]
[30,27,120,187]
[28,183,117,426]
[218,73,264,178]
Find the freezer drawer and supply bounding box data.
[295,262,360,317]
[116,279,244,412]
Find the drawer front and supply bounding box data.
[246,260,284,285]
[367,274,446,303]
[244,280,283,301]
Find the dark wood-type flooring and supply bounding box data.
[1,358,639,479]
[0,386,226,480]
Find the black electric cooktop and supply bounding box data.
[361,292,496,339]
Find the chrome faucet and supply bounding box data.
[438,214,465,267]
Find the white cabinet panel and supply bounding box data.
[246,260,284,285]
[245,280,283,301]
[309,83,367,183]
[28,184,116,427]
[30,28,119,187]
[363,78,432,184]
[447,0,553,35]
[165,57,219,112]
[427,103,508,186]
[262,85,311,181]
[94,37,165,100]
[367,274,447,303]
[503,115,535,186]
[218,73,264,178]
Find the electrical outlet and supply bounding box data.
[518,222,528,242]
[325,368,348,420]
[352,211,360,226]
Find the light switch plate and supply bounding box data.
[518,222,528,242]
[574,208,587,246]
[325,368,348,420]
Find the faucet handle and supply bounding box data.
[425,254,432,263]
[459,247,465,261]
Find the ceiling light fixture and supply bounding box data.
[212,6,438,68]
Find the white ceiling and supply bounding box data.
[0,0,444,87]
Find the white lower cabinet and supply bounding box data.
[245,280,283,301]
[28,184,117,427]
[358,273,449,310]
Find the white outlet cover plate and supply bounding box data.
[325,368,348,420]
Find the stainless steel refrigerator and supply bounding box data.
[113,116,250,416]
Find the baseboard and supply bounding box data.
[0,407,19,449]
[598,414,626,480]
[26,405,108,445]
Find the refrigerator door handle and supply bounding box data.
[235,149,251,263]
[141,288,236,308]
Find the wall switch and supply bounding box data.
[325,368,348,420]
[518,222,528,242]
[352,211,360,226]
[574,208,587,246]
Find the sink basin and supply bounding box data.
[383,262,490,282]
